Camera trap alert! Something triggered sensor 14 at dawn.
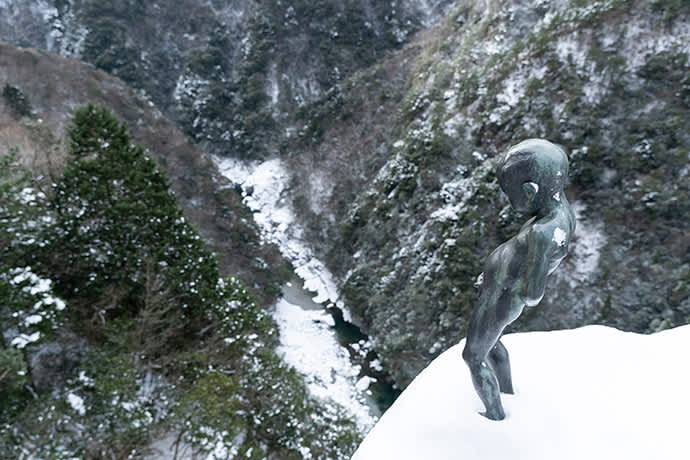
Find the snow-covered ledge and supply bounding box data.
[352,325,690,460]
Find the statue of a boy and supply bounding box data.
[462,139,576,420]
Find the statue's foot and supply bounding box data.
[480,407,505,421]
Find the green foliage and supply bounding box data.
[45,104,222,350]
[177,348,361,459]
[0,105,360,459]
[0,347,27,393]
[213,276,273,349]
[0,347,29,422]
[0,349,166,460]
[81,1,146,83]
[170,274,361,457]
[176,370,245,454]
[2,83,32,118]
[243,351,361,460]
[0,267,66,352]
[76,351,159,457]
[0,151,64,350]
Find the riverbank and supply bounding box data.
[214,156,399,432]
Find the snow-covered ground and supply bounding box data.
[274,298,376,428]
[214,158,345,313]
[353,325,690,460]
[214,157,376,430]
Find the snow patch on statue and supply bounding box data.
[552,227,567,246]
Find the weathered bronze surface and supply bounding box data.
[462,139,576,420]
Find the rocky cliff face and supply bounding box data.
[2,0,689,389]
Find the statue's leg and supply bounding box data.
[488,340,514,394]
[463,289,523,420]
[462,329,505,421]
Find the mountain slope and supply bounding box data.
[284,0,690,386]
[0,0,456,159]
[0,42,288,302]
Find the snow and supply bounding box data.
[24,314,43,325]
[353,325,690,460]
[621,17,690,73]
[555,34,588,69]
[67,393,86,416]
[304,170,334,216]
[274,298,376,429]
[214,157,347,315]
[11,331,40,348]
[489,64,548,124]
[173,73,211,112]
[214,156,376,430]
[552,227,566,246]
[568,201,606,286]
[430,160,494,222]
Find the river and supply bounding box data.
[214,157,399,432]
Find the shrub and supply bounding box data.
[2,83,32,118]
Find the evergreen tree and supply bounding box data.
[46,104,220,351]
[2,105,363,458]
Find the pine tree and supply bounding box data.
[47,104,220,351]
[16,105,363,458]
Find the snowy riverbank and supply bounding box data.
[214,156,377,430]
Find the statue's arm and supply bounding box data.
[519,226,552,307]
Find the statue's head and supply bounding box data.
[496,139,569,215]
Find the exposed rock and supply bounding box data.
[27,332,87,391]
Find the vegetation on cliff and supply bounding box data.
[289,0,690,385]
[1,106,360,459]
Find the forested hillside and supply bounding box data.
[1,101,360,458]
[1,1,689,455]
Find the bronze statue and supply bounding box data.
[462,139,576,420]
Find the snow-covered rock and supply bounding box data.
[353,325,690,460]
